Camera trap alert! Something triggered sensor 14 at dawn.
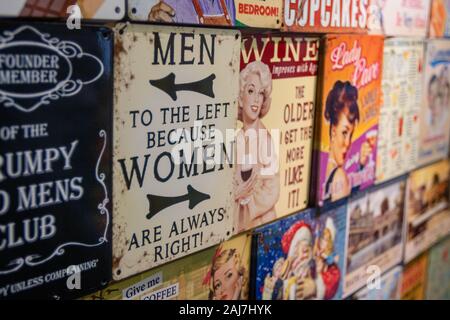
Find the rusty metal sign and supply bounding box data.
[128,0,281,28]
[112,23,240,280]
[0,22,113,299]
[84,233,251,300]
[0,0,125,20]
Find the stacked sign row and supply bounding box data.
[1,20,449,299]
[0,1,449,36]
[82,160,450,300]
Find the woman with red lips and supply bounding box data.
[206,247,248,300]
[234,61,280,233]
[324,81,370,203]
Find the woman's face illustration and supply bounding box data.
[242,73,264,123]
[213,258,240,300]
[330,107,355,167]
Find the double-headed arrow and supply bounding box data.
[149,73,216,101]
[146,185,210,219]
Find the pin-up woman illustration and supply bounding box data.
[323,81,374,203]
[234,61,280,233]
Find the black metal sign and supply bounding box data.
[0,22,112,299]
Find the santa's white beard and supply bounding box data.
[292,258,311,278]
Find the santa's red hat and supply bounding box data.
[281,221,313,255]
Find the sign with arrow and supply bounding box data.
[146,185,211,219]
[150,73,216,101]
[112,24,240,280]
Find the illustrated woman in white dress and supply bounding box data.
[234,61,280,233]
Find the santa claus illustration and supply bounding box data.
[279,221,341,300]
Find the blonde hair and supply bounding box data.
[209,248,249,300]
[322,228,334,256]
[238,61,272,121]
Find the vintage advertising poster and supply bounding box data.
[0,0,125,20]
[400,253,428,300]
[350,266,402,300]
[418,40,450,166]
[404,160,450,263]
[84,233,251,300]
[0,23,113,299]
[430,0,450,38]
[113,24,239,280]
[314,35,383,206]
[282,0,369,33]
[236,33,318,233]
[426,236,450,299]
[368,0,431,36]
[128,0,281,28]
[252,206,347,300]
[376,39,424,183]
[344,177,406,297]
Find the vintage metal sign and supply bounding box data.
[314,35,383,206]
[235,33,318,233]
[368,0,431,36]
[419,40,450,166]
[283,0,369,33]
[376,38,424,184]
[0,22,113,299]
[113,24,239,280]
[426,236,450,299]
[350,266,403,300]
[234,0,282,28]
[252,206,347,300]
[0,0,125,20]
[343,177,406,297]
[430,0,450,38]
[128,0,281,28]
[404,160,450,263]
[84,233,251,300]
[400,253,428,300]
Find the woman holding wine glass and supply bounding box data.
[234,61,280,233]
[323,80,374,204]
